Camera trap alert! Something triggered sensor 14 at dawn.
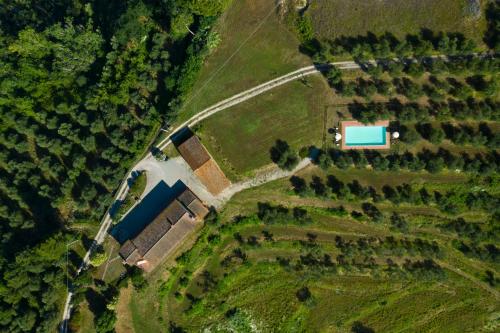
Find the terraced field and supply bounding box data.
[123,166,499,332]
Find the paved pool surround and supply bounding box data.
[341,120,391,150]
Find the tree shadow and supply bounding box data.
[81,234,95,252]
[310,176,327,196]
[351,321,375,333]
[126,170,142,187]
[483,2,499,49]
[290,176,307,194]
[85,288,107,317]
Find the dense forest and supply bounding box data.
[0,0,230,331]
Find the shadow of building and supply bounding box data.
[110,180,187,244]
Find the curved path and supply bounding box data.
[60,53,488,331]
[155,61,360,150]
[436,260,500,300]
[60,60,354,332]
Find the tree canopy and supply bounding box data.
[0,0,231,331]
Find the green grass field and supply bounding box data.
[69,301,95,333]
[113,171,147,221]
[177,0,312,122]
[309,0,487,44]
[197,74,335,179]
[196,65,496,179]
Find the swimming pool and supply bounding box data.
[345,125,387,146]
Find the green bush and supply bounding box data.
[270,140,299,171]
[90,247,108,267]
[95,310,117,333]
[129,267,147,290]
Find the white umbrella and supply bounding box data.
[392,131,400,139]
[335,133,342,141]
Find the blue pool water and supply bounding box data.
[345,126,387,146]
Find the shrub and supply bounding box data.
[95,310,116,333]
[128,266,147,290]
[270,140,299,171]
[296,286,311,302]
[90,247,107,267]
[400,127,421,144]
[295,15,314,42]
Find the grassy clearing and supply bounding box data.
[115,285,134,333]
[309,0,487,45]
[162,142,180,158]
[70,301,95,333]
[177,0,312,122]
[197,74,334,179]
[113,171,147,221]
[359,283,489,332]
[129,172,147,199]
[129,294,164,333]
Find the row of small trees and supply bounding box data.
[290,174,499,216]
[286,241,446,281]
[308,30,478,63]
[335,235,441,260]
[315,148,499,175]
[440,218,495,243]
[454,240,499,264]
[399,122,499,149]
[338,73,498,102]
[349,99,499,124]
[360,56,499,77]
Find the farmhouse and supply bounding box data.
[177,134,231,194]
[118,187,209,271]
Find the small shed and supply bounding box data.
[177,136,211,170]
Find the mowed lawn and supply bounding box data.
[197,74,334,179]
[309,0,487,44]
[178,0,312,122]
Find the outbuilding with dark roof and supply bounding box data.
[177,135,211,170]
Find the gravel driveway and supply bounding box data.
[134,156,312,212]
[136,156,222,207]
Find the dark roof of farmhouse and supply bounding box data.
[119,240,137,259]
[177,188,197,207]
[177,135,211,170]
[163,199,189,224]
[131,199,189,254]
[132,217,172,256]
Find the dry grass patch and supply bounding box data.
[178,0,312,121]
[309,0,487,45]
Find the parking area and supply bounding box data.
[136,156,223,208]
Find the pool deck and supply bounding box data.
[341,120,391,150]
